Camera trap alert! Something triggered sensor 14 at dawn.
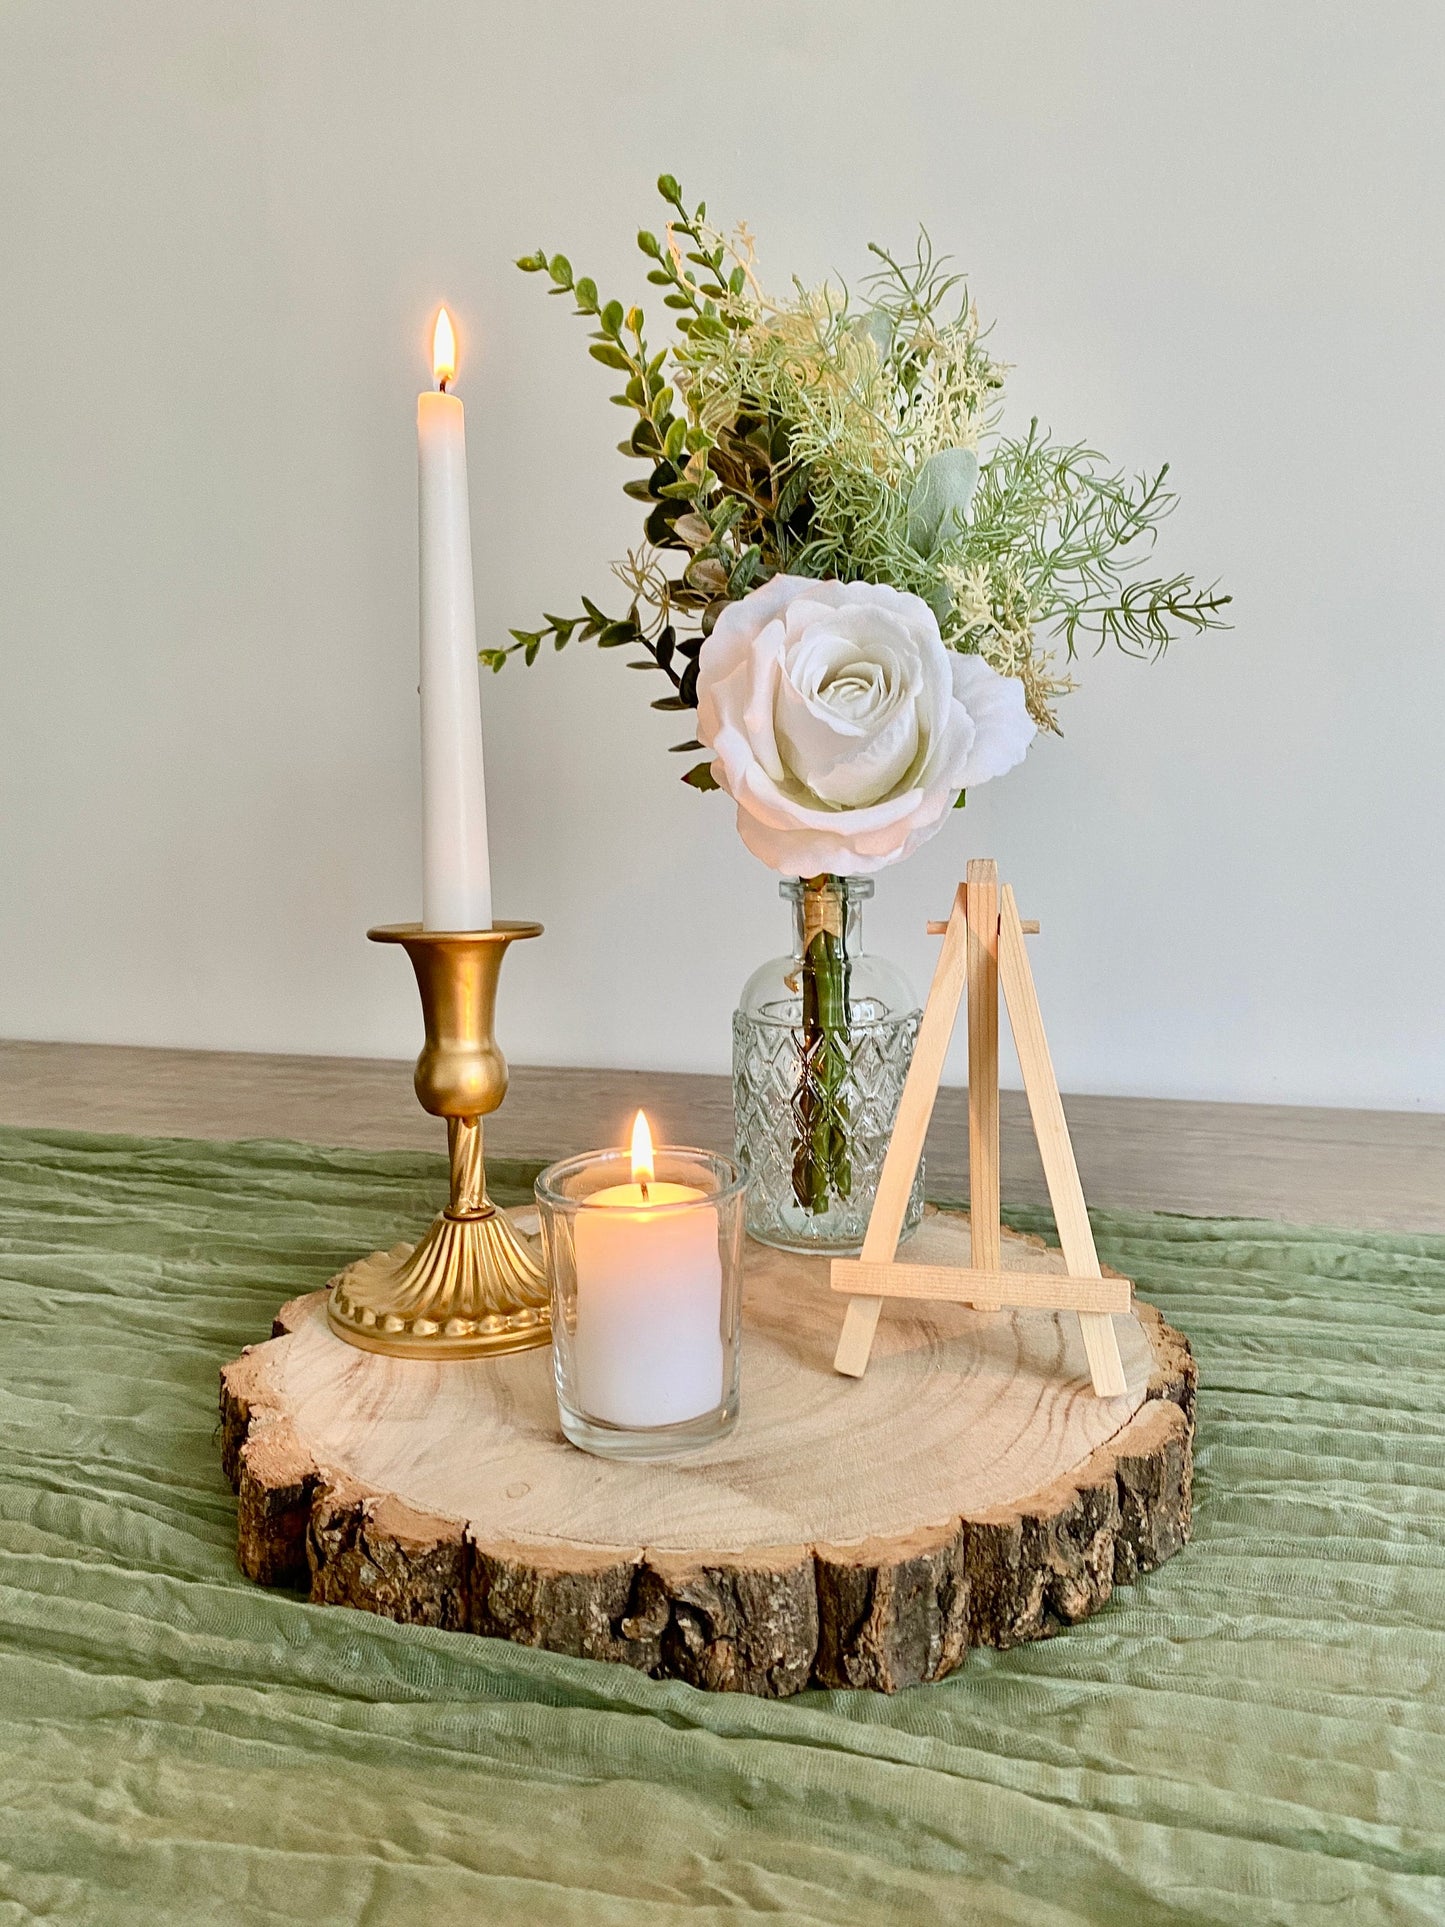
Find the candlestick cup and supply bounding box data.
[535,1147,747,1459]
[327,921,550,1359]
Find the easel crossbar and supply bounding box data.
[830,1259,1131,1314]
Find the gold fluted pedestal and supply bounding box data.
[327,1114,550,1359]
[326,921,551,1361]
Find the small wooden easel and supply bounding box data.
[831,859,1130,1398]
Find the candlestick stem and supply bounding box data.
[448,1116,486,1214]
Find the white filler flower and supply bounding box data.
[695,575,1036,875]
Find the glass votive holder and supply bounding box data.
[534,1146,747,1460]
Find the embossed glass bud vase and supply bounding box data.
[732,876,923,1253]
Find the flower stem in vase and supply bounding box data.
[792,875,853,1213]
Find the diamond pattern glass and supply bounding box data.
[733,878,923,1254]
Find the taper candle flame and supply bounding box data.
[631,1111,655,1200]
[432,307,457,390]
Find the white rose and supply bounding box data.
[694,575,1036,875]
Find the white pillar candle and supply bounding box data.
[572,1116,725,1428]
[417,307,492,932]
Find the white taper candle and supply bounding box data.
[417,308,493,932]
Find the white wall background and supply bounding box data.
[2,1,1442,1108]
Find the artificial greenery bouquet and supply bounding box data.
[505,174,1226,738]
[505,176,1227,1240]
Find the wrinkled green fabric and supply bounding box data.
[1,1126,1442,1926]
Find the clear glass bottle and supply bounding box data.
[732,875,923,1254]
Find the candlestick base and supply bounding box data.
[325,921,551,1361]
[327,1201,550,1360]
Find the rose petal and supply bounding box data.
[734,756,929,838]
[949,655,1036,787]
[739,618,788,784]
[776,635,921,808]
[696,575,817,747]
[782,694,920,806]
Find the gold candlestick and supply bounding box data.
[327,921,551,1360]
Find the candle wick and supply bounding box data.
[640,1179,650,1204]
[438,376,449,393]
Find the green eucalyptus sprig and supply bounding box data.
[503,186,781,785]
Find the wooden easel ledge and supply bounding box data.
[926,903,1038,937]
[830,1263,1131,1314]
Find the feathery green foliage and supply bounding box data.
[503,176,1229,748]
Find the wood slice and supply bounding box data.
[220,1207,1194,1696]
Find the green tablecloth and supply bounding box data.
[1,1126,1442,1924]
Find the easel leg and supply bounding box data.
[997,886,1128,1398]
[966,859,1001,1272]
[833,1291,884,1379]
[834,881,970,1377]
